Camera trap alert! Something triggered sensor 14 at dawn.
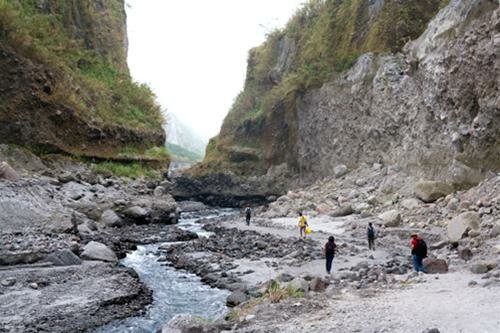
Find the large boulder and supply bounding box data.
[330,205,354,217]
[226,291,248,307]
[123,206,149,223]
[423,258,448,274]
[80,241,117,262]
[45,249,82,266]
[378,210,401,227]
[287,277,309,292]
[100,209,123,227]
[0,161,20,181]
[414,181,454,203]
[161,314,218,333]
[447,212,480,243]
[309,277,328,292]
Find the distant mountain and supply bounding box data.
[165,114,207,162]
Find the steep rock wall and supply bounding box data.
[0,0,165,159]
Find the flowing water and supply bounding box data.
[94,209,235,333]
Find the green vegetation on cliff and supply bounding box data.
[0,0,163,129]
[204,0,447,176]
[166,143,204,163]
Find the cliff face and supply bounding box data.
[199,0,498,189]
[0,0,165,159]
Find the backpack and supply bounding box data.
[245,207,251,216]
[367,226,375,238]
[325,241,336,256]
[416,238,428,258]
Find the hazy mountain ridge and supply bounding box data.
[165,114,207,162]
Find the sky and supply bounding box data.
[125,0,305,141]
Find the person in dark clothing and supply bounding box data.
[245,206,252,226]
[367,222,376,250]
[410,233,427,272]
[324,236,337,274]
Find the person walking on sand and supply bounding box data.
[324,236,337,275]
[410,232,427,273]
[367,222,376,250]
[244,206,252,226]
[298,212,308,239]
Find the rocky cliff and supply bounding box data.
[193,0,499,196]
[0,0,166,160]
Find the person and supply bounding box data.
[324,236,337,274]
[298,212,308,238]
[244,206,252,226]
[410,233,427,272]
[367,222,376,250]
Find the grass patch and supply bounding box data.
[166,143,203,163]
[265,280,304,303]
[91,161,159,179]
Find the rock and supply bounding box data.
[430,240,448,250]
[267,195,277,202]
[421,329,440,333]
[45,249,82,266]
[100,209,123,227]
[378,210,401,227]
[458,248,473,261]
[46,214,75,234]
[470,262,489,274]
[423,259,448,274]
[29,282,38,289]
[0,161,20,181]
[279,272,294,282]
[330,205,354,217]
[414,181,453,203]
[468,280,478,287]
[226,291,248,307]
[80,241,118,263]
[58,172,77,183]
[447,212,480,242]
[447,198,459,211]
[401,198,420,210]
[177,201,207,212]
[309,277,328,292]
[334,165,349,178]
[490,222,500,238]
[123,206,149,222]
[1,278,16,287]
[162,314,215,333]
[288,277,309,292]
[153,186,166,197]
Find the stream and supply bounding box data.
[94,209,235,333]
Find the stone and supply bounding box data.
[226,291,248,307]
[1,278,16,287]
[333,164,349,178]
[100,209,123,227]
[490,222,500,238]
[29,282,38,289]
[421,329,440,333]
[401,198,420,210]
[46,214,75,234]
[309,277,328,292]
[414,181,454,203]
[80,241,118,263]
[470,262,489,274]
[458,248,473,261]
[279,272,294,282]
[447,212,480,242]
[378,210,401,227]
[447,198,459,211]
[162,314,214,333]
[45,249,82,266]
[123,206,149,221]
[429,240,448,250]
[287,277,309,292]
[330,205,354,217]
[0,161,20,181]
[153,186,166,197]
[423,259,448,274]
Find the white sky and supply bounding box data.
[125,0,304,140]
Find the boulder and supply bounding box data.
[309,277,328,292]
[123,206,149,222]
[378,210,401,227]
[0,161,20,181]
[401,198,420,210]
[153,186,166,197]
[333,165,349,178]
[458,248,473,261]
[490,221,500,238]
[45,249,82,266]
[423,259,448,274]
[287,277,309,292]
[470,262,489,274]
[45,214,76,234]
[278,272,294,282]
[1,278,16,287]
[414,181,454,203]
[80,241,118,263]
[100,209,123,227]
[447,212,480,242]
[330,205,354,217]
[162,314,216,333]
[226,291,248,307]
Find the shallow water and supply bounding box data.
[94,210,233,333]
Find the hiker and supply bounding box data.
[244,206,252,226]
[298,212,308,238]
[324,236,337,274]
[410,233,427,272]
[367,222,376,250]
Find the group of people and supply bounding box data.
[243,208,428,276]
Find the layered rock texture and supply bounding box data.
[197,0,499,192]
[0,0,166,160]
